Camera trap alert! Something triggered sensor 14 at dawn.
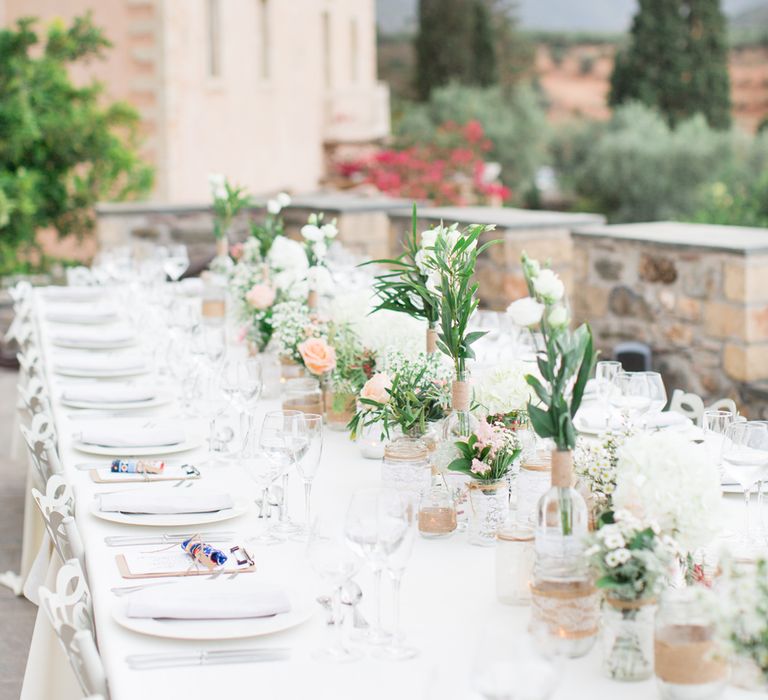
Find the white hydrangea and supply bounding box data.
[473,361,536,417]
[613,432,722,552]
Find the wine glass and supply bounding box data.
[344,488,403,646]
[259,410,308,535]
[241,427,284,545]
[472,624,560,700]
[595,360,621,430]
[236,358,264,455]
[703,409,736,474]
[163,244,189,282]
[292,414,324,541]
[374,491,418,661]
[720,421,768,547]
[306,518,363,662]
[609,371,652,428]
[202,324,226,366]
[642,371,667,416]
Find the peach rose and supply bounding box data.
[360,372,392,405]
[245,283,276,310]
[298,337,336,375]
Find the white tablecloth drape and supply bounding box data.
[19,288,757,700]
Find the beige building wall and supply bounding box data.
[1,0,389,202]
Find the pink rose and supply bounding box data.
[298,337,336,375]
[245,283,276,310]
[230,242,244,260]
[360,372,392,405]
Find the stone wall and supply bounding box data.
[572,222,768,418]
[388,206,605,310]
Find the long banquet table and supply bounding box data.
[22,287,758,700]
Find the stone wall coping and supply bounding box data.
[96,193,414,217]
[573,221,768,255]
[389,206,605,229]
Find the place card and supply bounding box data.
[90,464,201,484]
[116,544,256,579]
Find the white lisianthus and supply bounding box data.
[507,297,544,327]
[613,432,722,552]
[522,256,541,279]
[414,248,431,275]
[421,228,439,249]
[276,192,291,208]
[306,265,333,294]
[547,304,569,329]
[208,172,227,200]
[266,199,281,215]
[301,224,324,242]
[267,236,309,292]
[425,270,442,297]
[321,222,338,239]
[312,240,328,261]
[532,268,565,303]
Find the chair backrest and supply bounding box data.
[669,389,705,426]
[21,412,61,484]
[31,475,82,566]
[706,397,738,416]
[39,560,107,698]
[17,377,49,418]
[17,347,42,384]
[614,341,652,372]
[5,310,35,347]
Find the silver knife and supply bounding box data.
[126,648,290,670]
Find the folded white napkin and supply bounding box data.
[125,587,290,620]
[78,420,184,447]
[640,411,690,429]
[42,286,102,302]
[98,490,233,515]
[61,384,156,403]
[46,305,118,324]
[51,326,135,347]
[54,352,146,373]
[575,405,621,431]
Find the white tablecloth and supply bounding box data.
[20,287,759,700]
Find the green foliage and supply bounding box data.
[327,323,376,397]
[0,15,153,275]
[610,0,731,129]
[394,84,548,195]
[447,427,521,481]
[364,205,441,326]
[691,173,768,228]
[211,179,251,240]
[551,103,749,222]
[249,212,284,259]
[413,0,531,100]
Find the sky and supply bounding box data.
[376,0,767,34]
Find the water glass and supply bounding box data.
[293,413,324,541]
[595,360,621,428]
[610,371,652,427]
[163,244,189,282]
[643,371,667,414]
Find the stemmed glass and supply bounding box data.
[703,409,736,476]
[720,421,768,548]
[609,371,652,428]
[163,244,190,282]
[202,325,226,366]
[259,410,308,535]
[307,517,363,662]
[344,488,406,646]
[292,414,324,541]
[374,492,418,661]
[595,360,621,430]
[235,358,264,455]
[201,370,235,466]
[241,425,284,545]
[642,371,667,422]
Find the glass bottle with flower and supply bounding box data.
[365,205,442,354]
[208,173,252,275]
[301,212,338,309]
[515,252,599,658]
[586,510,675,681]
[437,421,521,546]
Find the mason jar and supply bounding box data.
[495,523,534,604]
[515,452,552,526]
[382,437,431,494]
[282,377,323,415]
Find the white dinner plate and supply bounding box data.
[72,439,201,457]
[61,390,174,411]
[89,496,249,527]
[112,586,314,640]
[55,366,151,379]
[51,338,137,351]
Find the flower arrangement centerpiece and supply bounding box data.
[249,192,291,259]
[323,322,376,430]
[586,510,675,681]
[612,432,721,555]
[514,252,599,659]
[301,212,338,308]
[209,173,252,266]
[366,205,442,354]
[473,360,536,428]
[717,558,768,691]
[420,218,496,438]
[574,426,635,525]
[434,419,521,546]
[348,349,451,443]
[271,299,329,380]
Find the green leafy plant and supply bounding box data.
[209,174,251,240]
[364,205,441,330]
[0,14,153,276]
[445,423,521,481]
[249,193,290,258]
[327,322,376,400]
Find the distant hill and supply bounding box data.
[376,0,768,35]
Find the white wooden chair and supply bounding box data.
[31,476,83,570]
[707,397,738,416]
[669,390,705,426]
[38,560,108,698]
[18,347,43,386]
[21,412,62,487]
